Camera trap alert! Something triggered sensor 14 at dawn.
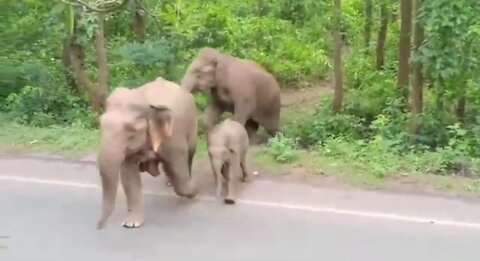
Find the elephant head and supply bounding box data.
[180,47,222,93]
[147,104,173,153]
[96,87,174,229]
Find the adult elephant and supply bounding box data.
[96,77,198,230]
[180,47,281,141]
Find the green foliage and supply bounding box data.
[110,38,178,86]
[266,132,300,163]
[5,86,95,128]
[417,0,480,108]
[0,62,52,103]
[154,0,331,86]
[3,0,480,183]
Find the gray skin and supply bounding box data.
[180,47,281,143]
[207,118,253,204]
[96,77,198,230]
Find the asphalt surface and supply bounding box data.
[1,155,480,261]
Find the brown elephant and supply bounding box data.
[96,76,198,230]
[207,118,252,204]
[180,47,281,142]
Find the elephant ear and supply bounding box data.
[147,104,173,153]
[197,50,220,91]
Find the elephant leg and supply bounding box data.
[210,158,223,198]
[245,119,259,137]
[162,148,197,198]
[204,104,223,135]
[240,150,253,183]
[263,114,280,137]
[245,119,260,144]
[120,159,144,228]
[232,106,250,126]
[224,154,240,205]
[188,145,196,176]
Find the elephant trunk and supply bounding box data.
[180,68,196,93]
[96,135,125,230]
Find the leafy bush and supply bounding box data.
[266,132,300,163]
[109,38,178,87]
[293,96,367,146]
[156,1,330,87]
[5,86,95,128]
[0,62,52,103]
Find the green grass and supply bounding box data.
[0,113,210,159]
[252,142,480,196]
[0,114,99,158]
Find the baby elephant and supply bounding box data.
[207,118,253,204]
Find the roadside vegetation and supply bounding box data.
[1,0,480,194]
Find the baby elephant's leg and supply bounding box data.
[209,156,223,198]
[240,150,253,183]
[224,154,242,205]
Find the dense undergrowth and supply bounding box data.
[1,0,480,184]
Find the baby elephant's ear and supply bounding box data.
[148,105,174,153]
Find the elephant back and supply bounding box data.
[142,77,198,139]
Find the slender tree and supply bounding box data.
[363,0,373,52]
[409,0,424,135]
[62,0,130,113]
[376,1,389,70]
[397,0,413,88]
[257,0,266,16]
[332,0,343,114]
[68,12,108,113]
[133,0,146,43]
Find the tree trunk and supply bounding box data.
[61,38,79,90]
[376,3,389,70]
[68,13,108,114]
[435,82,444,112]
[409,0,424,136]
[397,0,413,88]
[94,13,108,113]
[133,0,146,43]
[257,0,266,16]
[363,0,373,53]
[68,41,100,112]
[332,0,343,114]
[455,87,466,122]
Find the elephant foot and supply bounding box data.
[224,198,236,205]
[122,211,144,229]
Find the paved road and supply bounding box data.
[1,155,480,261]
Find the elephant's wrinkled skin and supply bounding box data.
[180,47,281,142]
[96,77,198,230]
[207,118,252,204]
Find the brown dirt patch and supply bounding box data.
[280,77,334,108]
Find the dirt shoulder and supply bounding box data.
[2,148,479,202]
